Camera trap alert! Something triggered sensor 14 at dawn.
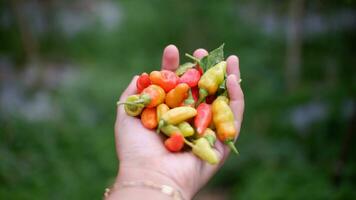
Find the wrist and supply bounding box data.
[110,164,192,200]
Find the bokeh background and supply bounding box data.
[1,0,355,199]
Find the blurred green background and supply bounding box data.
[1,0,355,199]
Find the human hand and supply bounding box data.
[109,45,244,200]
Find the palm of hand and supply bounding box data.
[116,112,210,194]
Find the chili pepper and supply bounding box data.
[165,83,189,108]
[141,107,158,129]
[191,87,199,102]
[141,85,166,108]
[184,138,219,164]
[118,85,165,115]
[205,95,217,104]
[196,64,203,75]
[194,103,212,136]
[178,121,194,137]
[179,68,201,88]
[197,61,226,104]
[212,96,239,154]
[136,72,151,93]
[150,70,179,92]
[197,128,216,147]
[156,104,169,122]
[183,89,195,107]
[157,106,197,133]
[161,125,181,137]
[175,62,196,76]
[118,95,144,116]
[164,132,184,152]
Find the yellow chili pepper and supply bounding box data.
[161,125,180,137]
[185,138,220,165]
[178,122,195,137]
[212,96,239,154]
[197,61,226,104]
[156,104,170,122]
[157,106,197,133]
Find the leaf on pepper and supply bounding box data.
[217,74,227,96]
[185,44,225,73]
[175,62,196,76]
[200,44,225,72]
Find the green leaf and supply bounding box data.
[200,43,225,72]
[217,75,227,96]
[175,62,196,76]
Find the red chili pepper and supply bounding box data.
[194,103,212,135]
[150,70,179,92]
[164,132,184,152]
[205,95,217,104]
[136,72,151,93]
[179,68,201,88]
[191,87,199,102]
[196,64,203,75]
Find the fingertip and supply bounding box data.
[119,75,139,102]
[193,48,209,59]
[162,44,180,71]
[227,74,243,101]
[226,55,240,79]
[164,44,179,58]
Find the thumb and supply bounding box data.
[117,76,139,119]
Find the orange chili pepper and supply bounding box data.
[165,83,190,108]
[212,96,238,154]
[141,85,166,108]
[141,107,158,129]
[150,70,179,92]
[118,85,165,111]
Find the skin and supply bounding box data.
[108,45,244,200]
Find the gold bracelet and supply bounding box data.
[104,180,185,200]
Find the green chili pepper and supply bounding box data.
[161,125,181,137]
[118,95,144,116]
[197,128,216,147]
[161,122,194,137]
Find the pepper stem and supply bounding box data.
[225,140,239,155]
[116,99,146,106]
[197,88,209,106]
[205,135,215,147]
[183,138,194,148]
[185,53,201,63]
[156,120,165,134]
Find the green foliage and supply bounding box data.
[1,0,355,199]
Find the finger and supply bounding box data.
[117,76,139,118]
[200,140,229,180]
[227,74,244,139]
[226,55,240,80]
[193,48,208,59]
[161,44,180,71]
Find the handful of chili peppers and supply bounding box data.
[117,44,239,165]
